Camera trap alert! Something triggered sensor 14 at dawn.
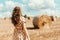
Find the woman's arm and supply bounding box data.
[21,16,30,40]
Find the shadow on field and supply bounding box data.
[27,26,39,30]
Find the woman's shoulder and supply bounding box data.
[20,16,25,22]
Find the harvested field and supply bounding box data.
[0,17,60,40]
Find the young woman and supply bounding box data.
[11,6,30,40]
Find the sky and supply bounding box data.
[0,0,60,18]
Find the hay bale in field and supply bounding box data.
[28,17,30,20]
[33,16,39,29]
[4,17,7,20]
[33,15,52,29]
[50,16,57,21]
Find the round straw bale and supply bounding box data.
[33,15,52,29]
[50,16,57,21]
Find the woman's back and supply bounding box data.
[11,6,30,40]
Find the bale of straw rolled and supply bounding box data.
[50,16,57,21]
[33,15,52,29]
[33,16,39,28]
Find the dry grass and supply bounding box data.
[0,17,60,40]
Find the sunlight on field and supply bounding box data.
[0,17,60,40]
